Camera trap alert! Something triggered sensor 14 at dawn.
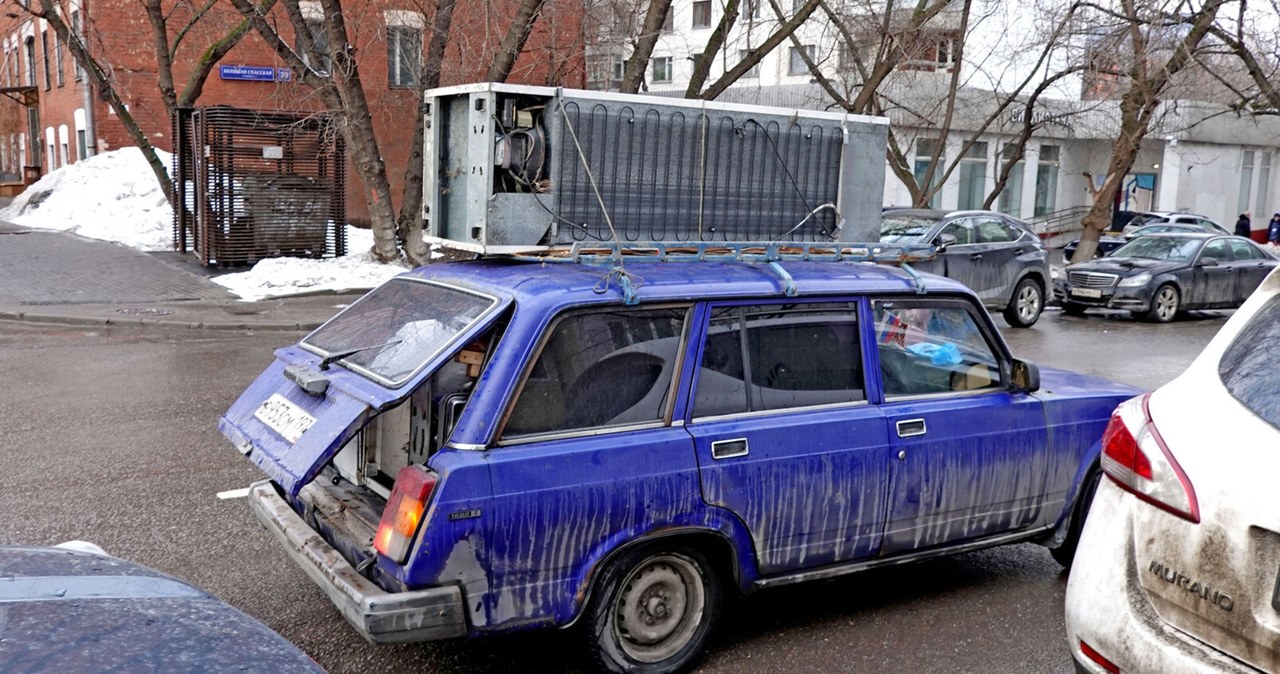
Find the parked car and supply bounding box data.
[1062,221,1233,262]
[1055,233,1279,322]
[221,249,1138,673]
[0,543,325,673]
[880,209,1050,328]
[1120,211,1226,236]
[1063,267,1280,673]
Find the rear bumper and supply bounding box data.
[1064,480,1258,673]
[248,480,467,644]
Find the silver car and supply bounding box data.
[881,209,1051,328]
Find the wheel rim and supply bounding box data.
[1155,287,1178,320]
[613,555,705,663]
[1016,283,1041,322]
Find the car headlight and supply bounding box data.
[1117,273,1151,287]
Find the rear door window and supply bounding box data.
[501,306,688,439]
[1229,239,1262,260]
[1219,294,1280,430]
[693,302,864,417]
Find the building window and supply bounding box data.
[387,25,421,88]
[71,10,83,81]
[738,49,760,78]
[651,56,672,83]
[1256,151,1272,217]
[612,57,625,82]
[24,37,35,87]
[692,0,711,28]
[1238,150,1254,215]
[1034,144,1059,216]
[745,0,761,19]
[55,31,64,87]
[996,143,1024,217]
[914,138,944,209]
[788,45,814,76]
[957,141,988,211]
[302,19,330,73]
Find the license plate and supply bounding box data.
[1070,287,1103,298]
[253,394,316,444]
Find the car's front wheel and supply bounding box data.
[1143,284,1180,323]
[1003,278,1044,328]
[586,546,721,674]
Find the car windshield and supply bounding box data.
[1109,236,1202,261]
[881,215,939,243]
[302,278,497,385]
[1219,293,1280,430]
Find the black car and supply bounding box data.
[1062,221,1233,262]
[1055,233,1279,322]
[0,544,325,673]
[881,209,1051,327]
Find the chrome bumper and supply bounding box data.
[248,480,467,644]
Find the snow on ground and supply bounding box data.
[0,147,406,301]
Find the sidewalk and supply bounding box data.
[0,222,365,331]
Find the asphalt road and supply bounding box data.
[0,306,1233,674]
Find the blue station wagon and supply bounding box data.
[220,247,1138,672]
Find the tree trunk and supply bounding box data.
[698,0,821,100]
[397,0,457,267]
[485,0,547,82]
[620,0,673,94]
[685,0,740,98]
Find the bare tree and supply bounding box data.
[619,0,672,93]
[1070,0,1232,262]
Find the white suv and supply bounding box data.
[1064,267,1280,673]
[1121,211,1228,236]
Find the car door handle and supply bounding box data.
[896,418,927,438]
[711,438,749,460]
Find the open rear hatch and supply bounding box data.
[219,277,510,497]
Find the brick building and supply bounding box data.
[0,0,587,219]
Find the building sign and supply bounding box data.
[219,65,292,82]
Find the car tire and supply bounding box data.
[1051,470,1101,568]
[1144,284,1180,323]
[1003,278,1044,328]
[1061,302,1087,316]
[586,545,721,674]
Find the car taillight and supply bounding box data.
[374,465,437,563]
[1100,393,1199,523]
[1079,640,1120,674]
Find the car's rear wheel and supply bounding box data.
[1051,470,1101,568]
[1144,284,1180,323]
[1003,278,1044,328]
[586,546,721,674]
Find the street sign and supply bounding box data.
[219,65,292,82]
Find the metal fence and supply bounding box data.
[172,106,347,266]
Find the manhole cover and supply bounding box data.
[117,307,176,316]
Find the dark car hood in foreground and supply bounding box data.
[0,546,324,673]
[1065,257,1183,277]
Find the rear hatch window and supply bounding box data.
[1218,294,1280,430]
[302,278,500,387]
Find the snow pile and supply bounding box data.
[0,147,175,250]
[0,146,409,301]
[212,227,409,302]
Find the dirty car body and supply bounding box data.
[880,209,1050,328]
[221,258,1135,672]
[1064,267,1280,673]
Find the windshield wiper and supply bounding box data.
[319,339,403,370]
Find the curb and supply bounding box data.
[0,309,322,331]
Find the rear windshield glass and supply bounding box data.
[1218,294,1280,430]
[881,215,938,243]
[302,278,497,386]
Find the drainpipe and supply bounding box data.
[78,0,94,157]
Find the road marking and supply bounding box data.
[217,487,251,500]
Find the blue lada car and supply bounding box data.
[220,249,1138,673]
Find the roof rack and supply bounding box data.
[503,241,937,304]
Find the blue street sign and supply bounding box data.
[219,65,292,82]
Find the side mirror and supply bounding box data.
[1197,257,1219,268]
[935,233,958,251]
[1010,358,1040,393]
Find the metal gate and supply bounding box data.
[172,106,347,266]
